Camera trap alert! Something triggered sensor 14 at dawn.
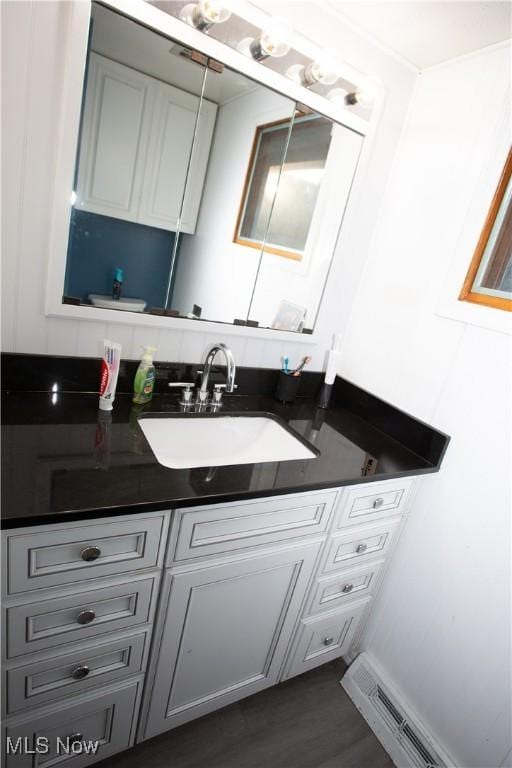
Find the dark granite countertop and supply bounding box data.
[1,368,449,528]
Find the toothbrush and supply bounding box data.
[291,356,312,376]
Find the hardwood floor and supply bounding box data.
[98,661,394,768]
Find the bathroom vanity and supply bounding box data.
[1,1,450,763]
[1,355,449,766]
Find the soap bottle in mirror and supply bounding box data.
[112,267,123,300]
[133,346,157,404]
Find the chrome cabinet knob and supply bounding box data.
[373,497,385,509]
[72,665,90,680]
[323,636,334,646]
[356,543,368,554]
[68,733,84,746]
[81,546,101,562]
[342,583,354,593]
[76,610,95,625]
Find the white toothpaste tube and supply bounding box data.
[99,339,122,411]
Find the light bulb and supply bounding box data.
[286,63,305,84]
[346,77,379,107]
[198,0,231,24]
[258,20,291,58]
[326,88,348,106]
[180,1,232,32]
[239,20,291,61]
[303,52,342,86]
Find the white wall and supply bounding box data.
[1,0,416,368]
[340,43,511,768]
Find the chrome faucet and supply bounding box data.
[198,343,236,407]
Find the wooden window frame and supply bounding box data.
[234,116,301,261]
[233,113,323,263]
[459,148,512,312]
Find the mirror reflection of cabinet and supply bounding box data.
[76,53,216,233]
[63,3,364,332]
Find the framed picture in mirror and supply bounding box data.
[234,113,333,261]
[271,300,307,331]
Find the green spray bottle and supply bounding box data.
[133,346,157,404]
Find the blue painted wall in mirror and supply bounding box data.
[65,210,182,309]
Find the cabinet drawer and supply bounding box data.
[336,479,412,528]
[5,577,156,658]
[3,514,167,595]
[306,560,384,616]
[284,600,369,680]
[169,491,336,564]
[3,679,140,767]
[321,519,400,575]
[4,631,147,716]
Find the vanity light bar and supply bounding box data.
[164,1,377,109]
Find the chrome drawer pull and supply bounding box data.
[81,546,101,562]
[323,636,334,646]
[76,610,95,625]
[356,543,368,554]
[342,583,354,593]
[72,665,90,680]
[372,497,385,509]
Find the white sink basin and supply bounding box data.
[138,413,319,469]
[89,294,146,312]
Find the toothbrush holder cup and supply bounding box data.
[275,371,302,403]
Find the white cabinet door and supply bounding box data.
[283,600,370,680]
[179,97,216,233]
[5,576,157,658]
[5,630,147,716]
[3,513,167,595]
[76,54,216,234]
[143,541,321,738]
[3,679,140,768]
[139,83,216,234]
[75,53,154,222]
[169,490,336,565]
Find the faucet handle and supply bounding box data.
[212,384,224,405]
[212,384,238,406]
[196,389,209,406]
[168,381,195,406]
[213,383,238,393]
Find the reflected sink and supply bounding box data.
[138,412,319,469]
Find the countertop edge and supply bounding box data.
[1,464,439,530]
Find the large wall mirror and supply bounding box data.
[63,3,364,333]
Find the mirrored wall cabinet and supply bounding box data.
[47,0,382,336]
